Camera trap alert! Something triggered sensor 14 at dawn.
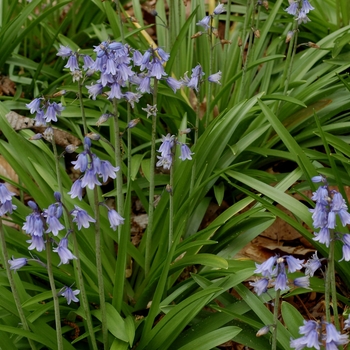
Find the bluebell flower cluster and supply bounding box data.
[68,137,125,230]
[285,0,314,24]
[59,41,181,103]
[26,98,64,126]
[21,193,80,266]
[290,320,348,349]
[310,176,350,260]
[249,255,309,296]
[68,137,120,193]
[156,134,194,170]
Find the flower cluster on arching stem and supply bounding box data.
[290,319,349,349]
[156,133,194,170]
[249,255,310,296]
[68,137,125,230]
[15,192,99,304]
[310,175,350,261]
[285,0,315,24]
[26,97,64,126]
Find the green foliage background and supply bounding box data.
[0,0,350,349]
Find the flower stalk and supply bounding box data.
[45,238,63,350]
[0,220,37,350]
[145,78,158,276]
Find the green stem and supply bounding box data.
[145,79,158,276]
[328,230,340,329]
[93,186,108,349]
[205,16,214,128]
[325,264,331,323]
[64,210,98,350]
[111,98,126,312]
[46,238,63,350]
[115,0,125,43]
[238,0,254,102]
[168,157,174,252]
[280,22,298,93]
[190,86,200,195]
[78,76,88,135]
[0,220,37,350]
[271,289,280,350]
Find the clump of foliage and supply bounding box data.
[1,0,350,349]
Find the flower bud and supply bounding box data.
[86,132,101,141]
[29,133,43,140]
[52,90,66,97]
[191,32,203,39]
[43,127,54,142]
[96,113,112,126]
[256,325,270,337]
[127,118,140,129]
[65,144,78,153]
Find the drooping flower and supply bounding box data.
[213,3,225,15]
[71,206,96,230]
[53,238,77,266]
[64,55,79,71]
[86,83,103,100]
[156,154,173,170]
[99,161,120,183]
[8,257,27,271]
[166,77,182,93]
[0,184,16,216]
[26,98,42,114]
[81,168,102,189]
[296,10,311,24]
[72,152,89,172]
[273,266,289,291]
[249,278,269,296]
[285,255,304,273]
[290,320,321,350]
[138,75,152,94]
[44,102,64,123]
[45,204,65,236]
[68,179,84,200]
[27,235,46,252]
[196,15,211,30]
[186,64,205,92]
[324,323,348,347]
[23,210,45,237]
[293,276,310,289]
[285,0,299,15]
[108,209,125,230]
[344,315,350,330]
[59,286,80,305]
[254,256,277,277]
[301,0,314,13]
[57,45,73,57]
[208,71,222,85]
[179,143,194,161]
[158,134,175,157]
[303,252,322,277]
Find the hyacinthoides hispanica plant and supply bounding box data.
[2,0,350,348]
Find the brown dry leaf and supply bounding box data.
[0,155,18,184]
[0,76,16,96]
[5,111,81,148]
[5,111,36,131]
[34,126,81,148]
[235,236,314,262]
